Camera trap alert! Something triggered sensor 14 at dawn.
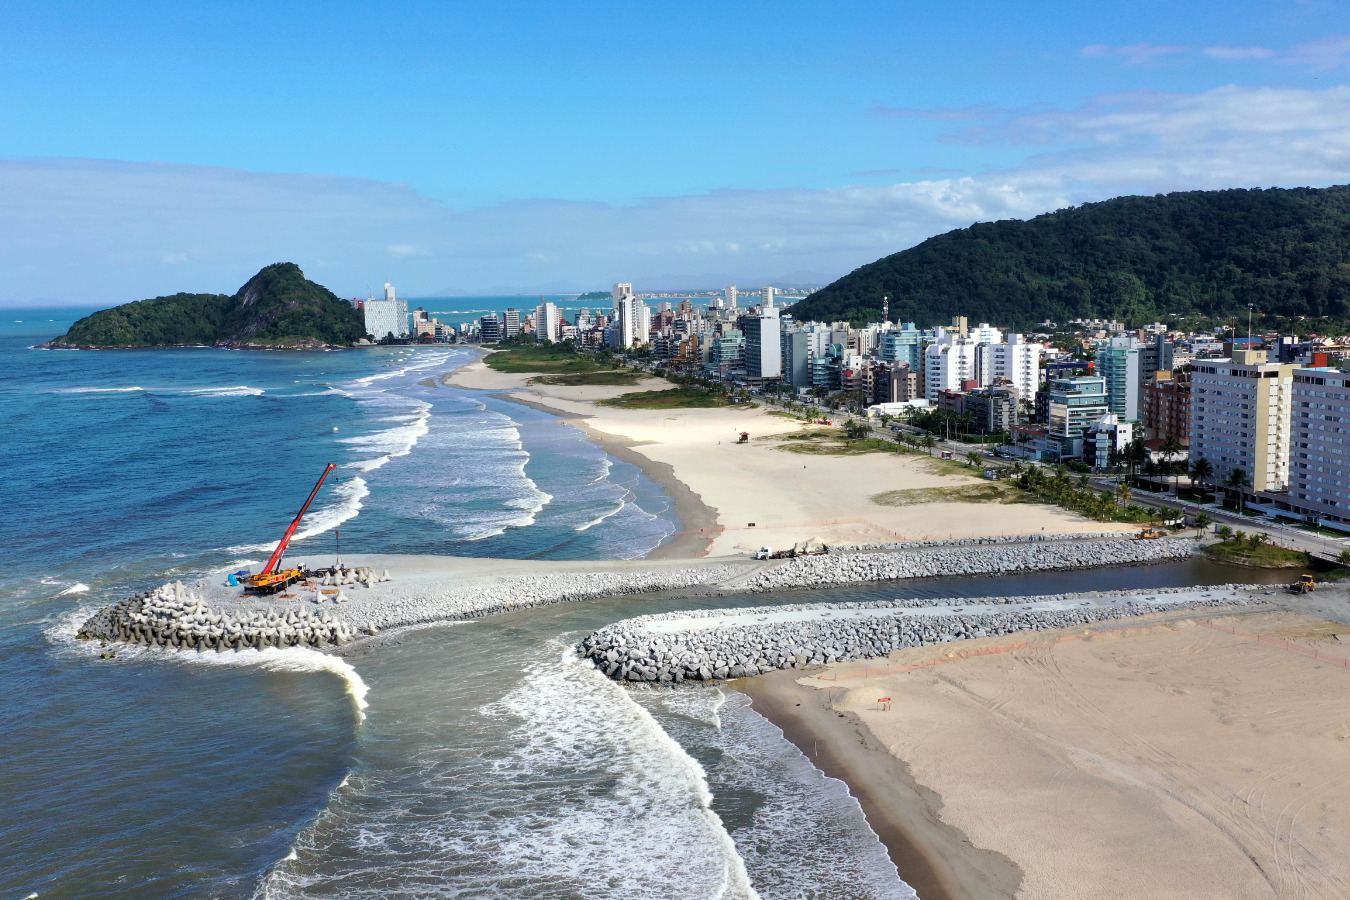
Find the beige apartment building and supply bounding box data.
[1189,350,1297,493]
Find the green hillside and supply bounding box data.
[791,185,1350,329]
[51,263,368,348]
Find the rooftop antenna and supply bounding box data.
[882,294,889,324]
[1248,304,1255,344]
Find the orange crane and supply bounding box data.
[238,463,337,594]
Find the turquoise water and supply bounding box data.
[0,304,1285,898]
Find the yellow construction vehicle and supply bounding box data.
[1136,527,1167,539]
[1288,574,1315,594]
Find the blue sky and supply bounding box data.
[3,0,1349,303]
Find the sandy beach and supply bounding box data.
[443,354,1125,559]
[743,592,1350,900]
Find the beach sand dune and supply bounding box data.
[772,608,1350,899]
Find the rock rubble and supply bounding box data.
[747,538,1194,591]
[77,581,359,651]
[576,585,1258,683]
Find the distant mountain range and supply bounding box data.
[790,185,1350,330]
[49,263,368,348]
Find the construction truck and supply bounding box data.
[737,432,749,443]
[1136,527,1167,539]
[237,463,337,594]
[1288,574,1315,594]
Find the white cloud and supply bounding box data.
[1284,34,1350,71]
[1083,35,1350,70]
[1080,42,1189,65]
[3,84,1349,303]
[1202,46,1276,60]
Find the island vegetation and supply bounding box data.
[792,184,1350,330]
[49,263,368,348]
[1203,529,1312,568]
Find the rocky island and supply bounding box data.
[46,262,369,349]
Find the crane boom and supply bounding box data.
[261,463,337,575]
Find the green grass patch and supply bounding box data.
[485,344,614,375]
[598,386,734,409]
[1203,538,1310,568]
[871,483,1029,506]
[776,435,897,455]
[530,371,643,386]
[918,455,991,477]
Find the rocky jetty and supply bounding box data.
[77,581,359,651]
[746,537,1193,591]
[576,585,1259,683]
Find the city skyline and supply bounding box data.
[3,0,1349,305]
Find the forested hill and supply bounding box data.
[790,185,1350,329]
[50,263,369,348]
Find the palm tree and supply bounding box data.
[1227,467,1250,516]
[1193,512,1212,537]
[1190,457,1213,500]
[966,450,981,468]
[922,435,936,457]
[1160,436,1183,494]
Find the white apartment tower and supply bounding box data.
[503,307,521,338]
[725,285,738,309]
[761,286,775,308]
[924,338,980,400]
[611,282,650,348]
[534,301,562,343]
[1189,350,1297,493]
[980,334,1042,401]
[362,281,409,340]
[743,290,781,379]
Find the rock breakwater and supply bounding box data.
[77,581,359,651]
[577,585,1259,683]
[747,538,1194,591]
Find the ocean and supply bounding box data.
[1,300,1282,898]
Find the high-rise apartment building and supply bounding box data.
[924,338,979,400]
[743,292,781,379]
[1189,350,1297,493]
[503,307,521,338]
[1287,366,1350,527]
[980,334,1042,402]
[1141,370,1191,445]
[534,301,562,343]
[1096,336,1142,421]
[610,283,650,348]
[876,323,923,370]
[363,282,410,340]
[1046,376,1109,459]
[479,313,503,343]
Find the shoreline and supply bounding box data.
[495,391,719,559]
[437,364,719,560]
[736,671,1023,900]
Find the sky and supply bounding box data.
[2,0,1349,304]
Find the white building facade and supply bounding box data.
[363,281,409,340]
[534,302,562,343]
